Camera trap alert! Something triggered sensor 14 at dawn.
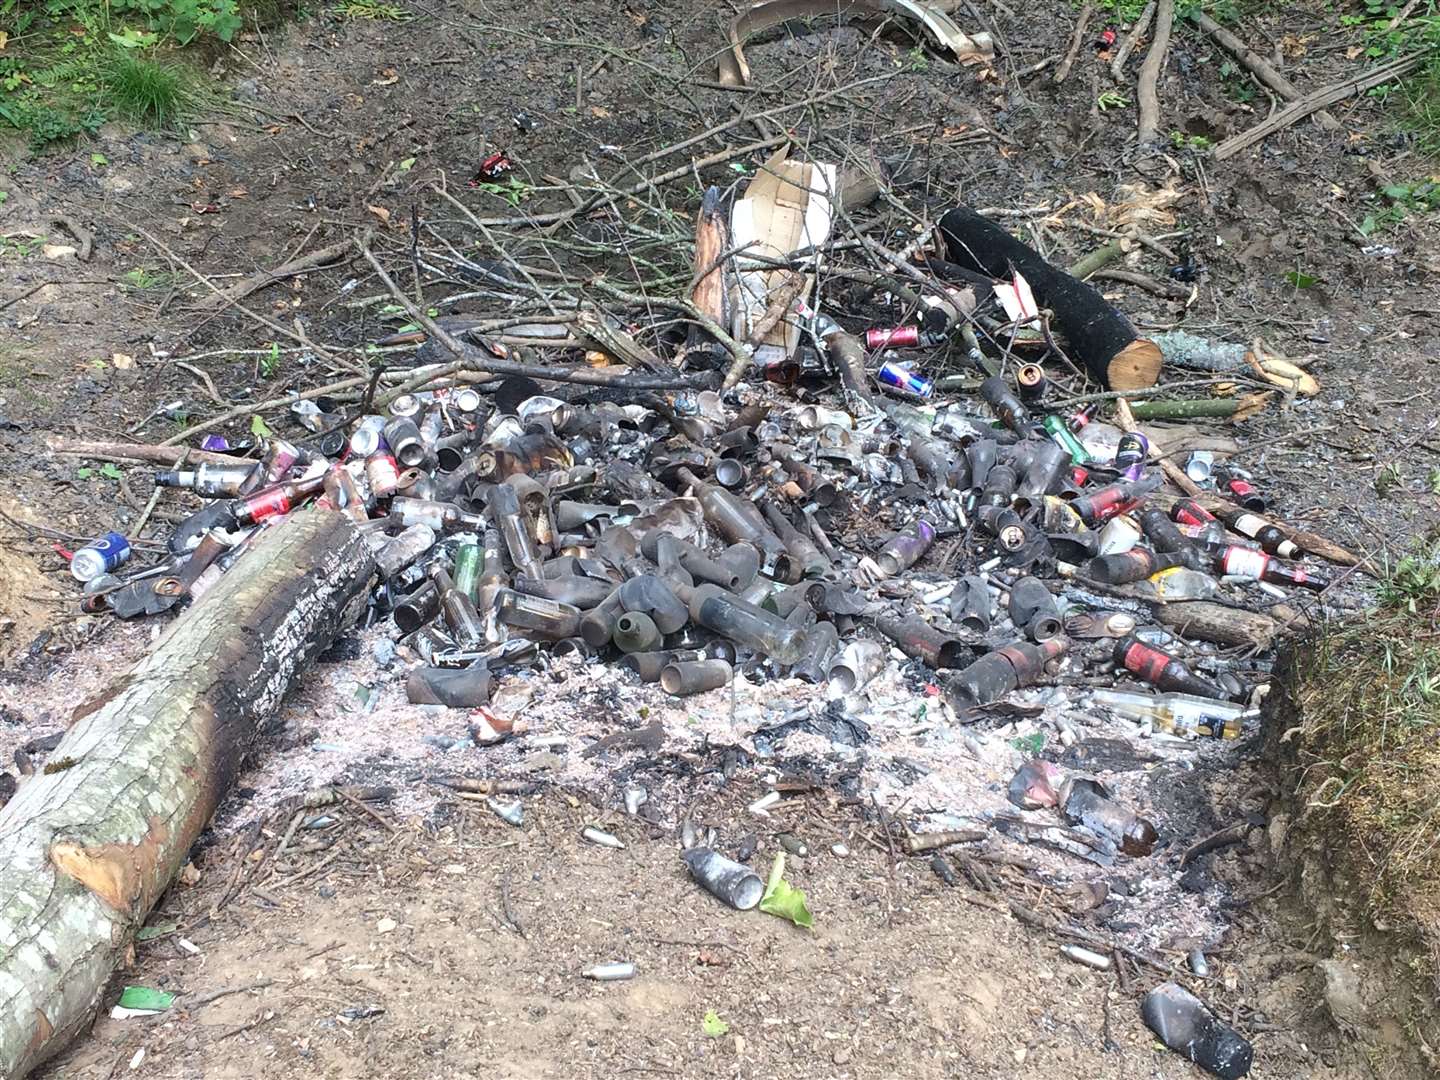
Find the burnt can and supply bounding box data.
[1015,363,1047,402]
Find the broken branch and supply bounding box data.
[1135,0,1174,145]
[1054,1,1095,84]
[1189,11,1339,131]
[1215,52,1426,160]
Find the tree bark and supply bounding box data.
[0,509,374,1078]
[1155,600,1279,649]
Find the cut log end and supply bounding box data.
[1107,339,1164,391]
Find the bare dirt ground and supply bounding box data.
[3,0,1440,1075]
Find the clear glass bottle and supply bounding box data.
[1090,688,1245,739]
[687,584,806,665]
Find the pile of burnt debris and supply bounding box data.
[48,154,1358,1079]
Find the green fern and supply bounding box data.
[30,58,90,87]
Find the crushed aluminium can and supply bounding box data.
[876,360,934,399]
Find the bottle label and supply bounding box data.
[1230,512,1264,538]
[1088,489,1137,524]
[1121,641,1170,684]
[1150,566,1217,600]
[1221,547,1269,579]
[1225,477,1258,498]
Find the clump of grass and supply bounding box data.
[1288,536,1440,933]
[1404,56,1440,159]
[99,52,189,127]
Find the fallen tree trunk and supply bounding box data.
[0,509,373,1078]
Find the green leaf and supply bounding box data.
[702,1010,729,1037]
[758,852,814,928]
[1284,270,1318,289]
[1382,184,1413,200]
[75,466,94,480]
[107,28,159,48]
[250,415,273,438]
[0,191,8,205]
[135,921,178,942]
[100,463,123,480]
[1358,215,1378,236]
[397,156,416,172]
[90,152,108,167]
[118,986,175,1011]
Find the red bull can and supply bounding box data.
[877,360,933,398]
[70,531,131,582]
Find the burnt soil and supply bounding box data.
[2,0,1440,1076]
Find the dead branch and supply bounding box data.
[1090,268,1193,300]
[1054,1,1095,84]
[1109,0,1155,79]
[1190,12,1339,131]
[358,232,716,391]
[51,215,93,262]
[1135,0,1174,145]
[193,239,354,312]
[47,439,250,468]
[1215,52,1425,160]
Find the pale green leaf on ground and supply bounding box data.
[702,1010,729,1037]
[759,852,814,928]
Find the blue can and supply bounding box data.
[70,531,131,582]
[877,360,934,399]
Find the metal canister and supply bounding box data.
[70,531,131,582]
[1114,432,1149,481]
[876,360,933,399]
[865,326,921,349]
[1185,450,1215,483]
